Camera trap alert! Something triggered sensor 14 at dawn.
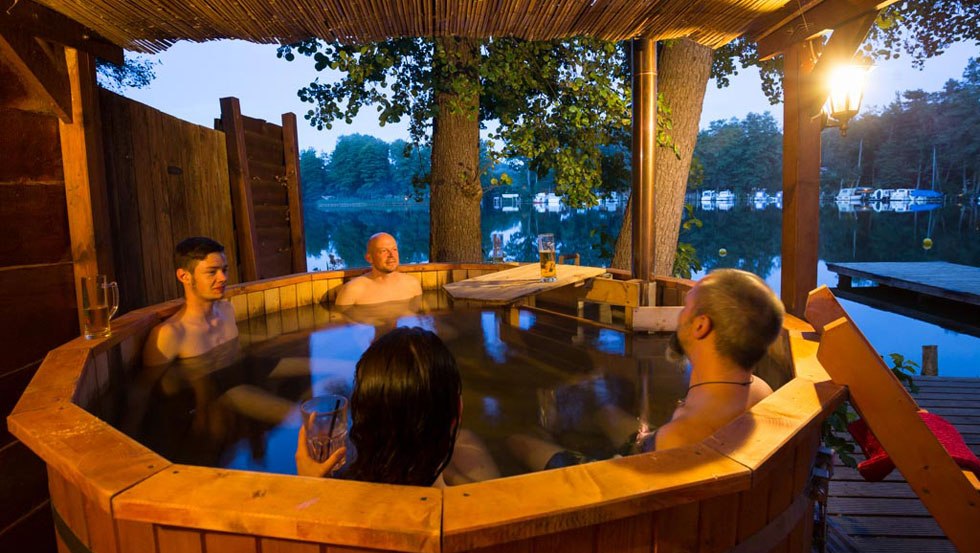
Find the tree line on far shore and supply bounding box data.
[691,57,980,198]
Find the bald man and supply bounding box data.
[334,233,422,306]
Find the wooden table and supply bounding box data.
[442,263,608,305]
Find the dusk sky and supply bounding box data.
[121,39,978,154]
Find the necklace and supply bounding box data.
[686,376,754,392]
[677,376,753,407]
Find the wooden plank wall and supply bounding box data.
[0,57,72,553]
[100,90,238,312]
[216,98,306,281]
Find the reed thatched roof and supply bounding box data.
[33,0,800,53]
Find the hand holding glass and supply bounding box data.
[80,275,119,339]
[538,233,557,282]
[301,395,349,465]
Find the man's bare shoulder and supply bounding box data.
[335,276,371,305]
[143,316,186,367]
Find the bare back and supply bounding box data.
[654,376,773,450]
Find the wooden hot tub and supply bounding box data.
[8,263,844,553]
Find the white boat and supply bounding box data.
[889,188,913,202]
[870,189,893,201]
[700,190,716,202]
[717,190,735,202]
[835,187,872,202]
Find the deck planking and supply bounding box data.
[826,376,980,553]
[825,261,980,306]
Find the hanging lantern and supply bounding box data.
[823,63,871,136]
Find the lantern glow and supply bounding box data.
[823,64,870,136]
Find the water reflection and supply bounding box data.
[305,199,979,375]
[108,299,690,477]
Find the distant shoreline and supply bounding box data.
[316,198,430,210]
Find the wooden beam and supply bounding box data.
[754,0,898,60]
[780,41,822,318]
[0,27,71,121]
[803,11,879,116]
[60,47,116,328]
[281,112,307,274]
[219,97,259,282]
[0,0,122,64]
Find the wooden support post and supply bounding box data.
[281,112,307,274]
[921,345,938,376]
[60,47,115,329]
[631,38,656,283]
[220,97,259,282]
[780,41,822,317]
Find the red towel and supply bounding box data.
[847,412,980,482]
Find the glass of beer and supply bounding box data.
[301,395,349,465]
[538,233,557,282]
[80,275,119,339]
[491,233,504,263]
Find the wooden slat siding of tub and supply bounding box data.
[83,492,120,553]
[261,536,320,553]
[702,378,844,552]
[112,465,442,553]
[48,467,88,553]
[441,443,750,552]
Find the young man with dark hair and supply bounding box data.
[142,237,238,366]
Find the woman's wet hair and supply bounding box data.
[345,326,461,486]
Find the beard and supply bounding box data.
[665,332,687,365]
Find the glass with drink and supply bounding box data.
[538,233,557,282]
[301,395,349,465]
[80,275,119,339]
[491,233,504,263]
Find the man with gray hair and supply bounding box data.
[508,268,784,470]
[651,268,783,450]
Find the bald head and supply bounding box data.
[365,233,400,274]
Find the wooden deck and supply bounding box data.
[826,376,980,553]
[826,262,980,306]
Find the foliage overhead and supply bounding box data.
[277,37,643,207]
[711,0,980,104]
[96,54,158,91]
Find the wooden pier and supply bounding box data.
[826,376,980,553]
[826,262,980,306]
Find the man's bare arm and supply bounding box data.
[334,279,361,306]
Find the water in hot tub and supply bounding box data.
[105,294,699,478]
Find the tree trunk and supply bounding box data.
[612,39,713,275]
[429,37,483,262]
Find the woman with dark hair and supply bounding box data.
[297,326,493,486]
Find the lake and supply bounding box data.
[304,197,980,377]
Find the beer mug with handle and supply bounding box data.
[80,275,120,339]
